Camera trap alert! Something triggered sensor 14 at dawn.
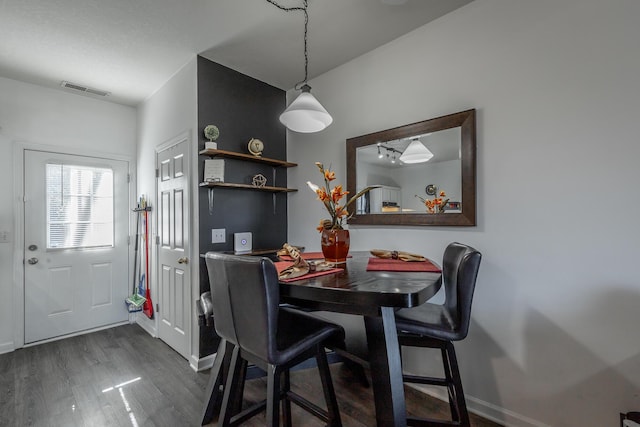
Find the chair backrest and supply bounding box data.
[204,252,280,362]
[441,242,482,340]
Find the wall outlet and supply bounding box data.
[211,228,226,244]
[0,230,10,243]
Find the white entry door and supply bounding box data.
[157,138,190,359]
[24,150,130,344]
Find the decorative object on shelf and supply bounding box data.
[307,162,378,263]
[204,159,225,183]
[415,186,449,213]
[203,125,220,149]
[247,138,264,157]
[265,0,332,133]
[198,147,297,217]
[252,173,267,188]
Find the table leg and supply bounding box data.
[364,307,407,427]
[201,340,233,425]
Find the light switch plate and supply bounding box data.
[211,228,225,244]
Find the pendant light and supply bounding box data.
[399,138,434,164]
[267,0,333,133]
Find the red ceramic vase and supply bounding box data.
[321,228,350,264]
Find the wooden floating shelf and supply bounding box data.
[199,182,297,193]
[199,148,297,168]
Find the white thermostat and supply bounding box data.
[234,232,252,254]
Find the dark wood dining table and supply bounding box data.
[201,252,442,427]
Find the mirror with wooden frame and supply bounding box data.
[346,109,476,226]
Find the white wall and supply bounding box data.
[396,160,461,212]
[357,162,401,188]
[136,58,199,364]
[287,0,640,425]
[0,76,136,353]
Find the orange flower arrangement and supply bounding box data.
[307,162,378,231]
[415,190,449,213]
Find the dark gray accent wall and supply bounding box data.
[197,56,288,357]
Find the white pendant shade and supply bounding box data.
[279,90,333,133]
[399,139,434,164]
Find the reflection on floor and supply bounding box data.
[0,324,208,426]
[0,324,502,426]
[232,357,504,427]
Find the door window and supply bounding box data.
[45,163,114,249]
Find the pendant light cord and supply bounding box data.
[265,0,309,90]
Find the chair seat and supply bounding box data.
[395,302,461,342]
[274,307,345,365]
[394,242,481,427]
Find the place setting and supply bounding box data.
[367,249,442,272]
[275,243,344,282]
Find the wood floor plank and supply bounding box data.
[0,350,15,426]
[0,324,503,427]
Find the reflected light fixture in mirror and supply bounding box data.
[377,142,404,164]
[399,138,434,163]
[267,0,333,133]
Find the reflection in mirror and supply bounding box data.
[355,127,461,214]
[346,109,476,226]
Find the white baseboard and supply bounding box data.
[0,341,14,355]
[408,384,550,427]
[135,314,157,337]
[190,353,215,372]
[22,321,129,348]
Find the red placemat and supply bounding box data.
[278,252,352,261]
[366,257,441,272]
[275,261,343,282]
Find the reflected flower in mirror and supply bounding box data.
[415,190,449,214]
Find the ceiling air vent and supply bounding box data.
[60,81,110,97]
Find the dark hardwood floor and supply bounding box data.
[0,324,502,427]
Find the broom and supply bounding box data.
[142,205,154,319]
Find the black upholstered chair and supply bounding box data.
[394,242,482,427]
[204,252,344,427]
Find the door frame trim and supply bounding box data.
[151,130,194,360]
[12,141,134,350]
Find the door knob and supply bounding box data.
[27,257,39,265]
[177,257,189,264]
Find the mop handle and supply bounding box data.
[131,209,140,293]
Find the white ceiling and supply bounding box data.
[0,0,473,106]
